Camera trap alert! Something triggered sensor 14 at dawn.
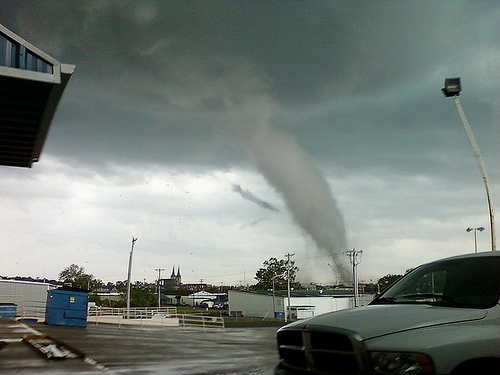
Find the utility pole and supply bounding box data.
[126,237,138,319]
[346,248,363,307]
[285,253,295,322]
[156,268,165,309]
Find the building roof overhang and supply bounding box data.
[0,23,74,168]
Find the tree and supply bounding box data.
[253,257,301,290]
[363,282,378,294]
[58,264,103,291]
[116,286,157,307]
[377,274,403,293]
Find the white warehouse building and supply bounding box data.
[229,289,374,320]
[0,279,57,319]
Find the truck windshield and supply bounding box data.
[371,256,500,308]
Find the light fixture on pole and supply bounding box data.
[441,78,462,97]
[466,227,485,253]
[156,268,165,309]
[442,78,496,252]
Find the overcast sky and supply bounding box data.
[0,1,498,286]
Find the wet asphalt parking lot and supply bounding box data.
[0,321,280,375]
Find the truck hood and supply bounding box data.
[291,305,487,340]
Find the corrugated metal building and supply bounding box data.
[0,279,57,319]
[228,290,374,320]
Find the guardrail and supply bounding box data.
[88,306,177,318]
[0,299,226,329]
[177,313,225,329]
[88,306,178,327]
[87,307,225,329]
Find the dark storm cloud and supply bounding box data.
[1,1,498,177]
[0,0,499,283]
[2,1,498,98]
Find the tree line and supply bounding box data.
[252,257,406,294]
[55,259,406,307]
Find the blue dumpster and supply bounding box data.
[0,303,17,318]
[45,287,89,327]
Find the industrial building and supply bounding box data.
[0,279,56,319]
[229,289,374,320]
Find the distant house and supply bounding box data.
[161,290,191,306]
[161,290,227,307]
[185,290,226,307]
[228,289,374,320]
[95,290,121,302]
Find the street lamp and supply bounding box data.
[466,227,485,253]
[442,78,496,252]
[126,237,137,319]
[285,253,295,322]
[441,78,462,97]
[156,268,165,309]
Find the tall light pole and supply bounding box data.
[156,268,165,309]
[285,253,295,322]
[126,237,138,319]
[466,227,485,253]
[442,78,496,252]
[271,274,280,319]
[346,248,362,307]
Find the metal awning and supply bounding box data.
[0,23,74,168]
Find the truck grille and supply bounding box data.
[277,325,368,375]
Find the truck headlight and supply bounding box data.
[370,351,434,374]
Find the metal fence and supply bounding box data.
[88,306,225,329]
[88,306,177,318]
[177,313,225,329]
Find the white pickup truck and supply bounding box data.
[275,251,499,375]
